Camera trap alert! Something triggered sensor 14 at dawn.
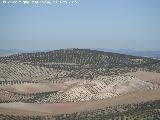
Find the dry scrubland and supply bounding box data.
[0,49,160,120]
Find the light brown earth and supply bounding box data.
[0,71,160,117]
[0,89,160,116]
[1,83,67,94]
[128,71,160,84]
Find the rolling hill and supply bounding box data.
[0,48,160,120]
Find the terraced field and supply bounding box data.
[0,49,160,119]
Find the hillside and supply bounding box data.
[0,49,160,119]
[0,49,160,83]
[1,48,159,68]
[0,49,160,103]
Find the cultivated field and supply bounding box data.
[128,71,160,84]
[0,89,160,116]
[0,49,160,119]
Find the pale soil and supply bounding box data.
[0,89,160,116]
[0,75,158,103]
[128,71,160,84]
[40,75,157,103]
[1,83,67,94]
[0,71,159,116]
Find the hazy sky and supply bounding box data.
[0,0,160,51]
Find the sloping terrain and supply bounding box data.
[0,49,160,119]
[128,71,160,84]
[0,89,160,119]
[0,49,160,84]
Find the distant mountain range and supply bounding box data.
[94,48,160,59]
[0,48,160,59]
[0,49,26,57]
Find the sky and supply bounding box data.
[0,0,160,51]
